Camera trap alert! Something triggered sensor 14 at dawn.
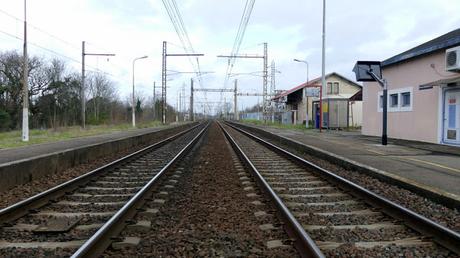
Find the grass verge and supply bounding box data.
[0,121,164,149]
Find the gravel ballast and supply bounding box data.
[104,122,299,257]
[239,125,460,233]
[0,125,194,209]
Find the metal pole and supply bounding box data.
[263,42,268,123]
[81,41,86,129]
[367,70,388,146]
[132,56,148,127]
[271,61,276,123]
[190,78,194,121]
[81,43,114,129]
[320,0,326,132]
[179,88,182,121]
[153,81,156,120]
[162,41,167,124]
[22,0,29,141]
[382,80,388,145]
[305,61,309,128]
[132,59,136,127]
[234,79,238,120]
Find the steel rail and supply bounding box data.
[0,122,201,224]
[218,121,325,258]
[226,121,460,255]
[71,121,210,258]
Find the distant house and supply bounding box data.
[362,28,460,146]
[273,72,362,128]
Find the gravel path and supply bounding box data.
[104,122,299,257]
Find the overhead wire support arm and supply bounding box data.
[166,53,204,57]
[217,54,264,59]
[161,41,204,124]
[84,53,116,56]
[81,41,116,129]
[193,88,234,93]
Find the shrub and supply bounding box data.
[0,110,11,130]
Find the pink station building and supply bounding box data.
[362,28,460,146]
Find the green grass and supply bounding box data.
[241,119,312,131]
[0,121,164,149]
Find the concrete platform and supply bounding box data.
[0,123,195,192]
[234,122,460,208]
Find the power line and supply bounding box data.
[0,28,117,79]
[223,0,256,88]
[161,0,204,87]
[0,7,80,50]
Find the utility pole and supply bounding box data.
[190,78,194,121]
[234,79,238,120]
[81,41,85,129]
[320,0,326,132]
[176,90,179,122]
[217,43,268,122]
[81,41,115,129]
[182,84,186,120]
[22,0,28,141]
[262,42,268,123]
[161,41,204,124]
[270,60,276,123]
[153,81,156,120]
[162,41,167,124]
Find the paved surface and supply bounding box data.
[0,124,182,165]
[246,124,460,197]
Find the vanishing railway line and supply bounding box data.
[220,121,460,257]
[0,122,209,257]
[0,120,459,257]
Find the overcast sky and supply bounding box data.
[0,0,459,114]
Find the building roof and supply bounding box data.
[273,72,361,100]
[382,28,460,67]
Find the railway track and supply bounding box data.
[220,121,460,257]
[101,121,300,257]
[0,122,209,257]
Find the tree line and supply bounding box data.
[0,50,177,131]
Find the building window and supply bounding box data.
[327,82,333,94]
[390,93,398,107]
[401,92,411,107]
[378,87,413,112]
[333,82,339,94]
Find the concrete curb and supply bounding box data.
[232,122,460,210]
[0,123,197,192]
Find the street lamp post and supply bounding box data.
[320,0,326,133]
[294,59,310,128]
[132,55,148,128]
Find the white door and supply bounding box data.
[444,89,460,144]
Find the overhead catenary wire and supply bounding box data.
[219,0,255,112]
[161,0,203,86]
[162,0,211,112]
[223,0,256,88]
[0,29,117,79]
